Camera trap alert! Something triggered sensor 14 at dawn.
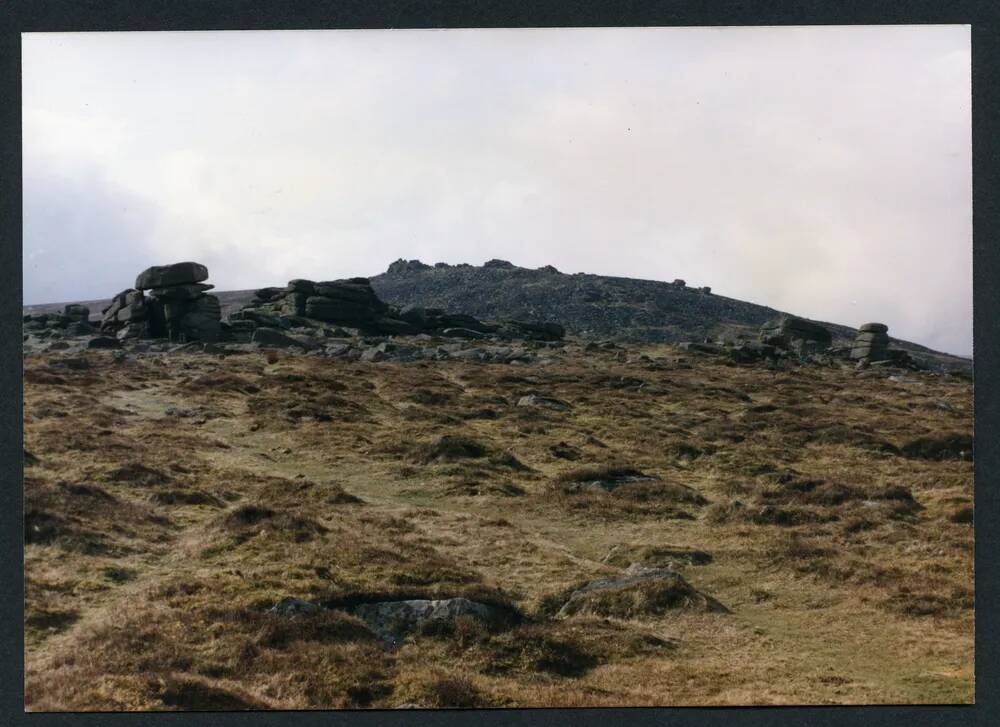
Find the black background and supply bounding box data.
[2,2,996,725]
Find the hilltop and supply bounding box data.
[23,260,971,372]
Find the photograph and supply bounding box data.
[21,25,973,710]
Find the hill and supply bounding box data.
[23,338,974,708]
[22,260,971,372]
[369,260,970,370]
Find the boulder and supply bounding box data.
[517,394,572,411]
[230,309,286,329]
[483,259,516,269]
[61,304,90,322]
[374,317,418,335]
[759,316,832,350]
[135,262,208,290]
[556,566,728,618]
[114,300,149,323]
[850,323,890,361]
[253,286,286,302]
[314,280,385,307]
[350,597,509,645]
[285,279,316,296]
[282,292,308,317]
[386,259,432,275]
[116,321,149,340]
[859,322,889,334]
[398,304,430,327]
[252,327,308,349]
[305,296,374,325]
[178,295,222,343]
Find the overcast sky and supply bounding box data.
[22,26,971,355]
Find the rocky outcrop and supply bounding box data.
[228,277,564,343]
[101,262,222,342]
[851,323,890,361]
[759,316,832,354]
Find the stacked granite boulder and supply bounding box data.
[231,277,410,341]
[100,262,222,342]
[229,277,565,343]
[759,316,832,355]
[22,304,95,337]
[850,323,890,362]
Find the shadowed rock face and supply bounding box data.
[135,262,209,291]
[100,262,222,343]
[370,260,836,345]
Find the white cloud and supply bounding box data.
[22,26,971,355]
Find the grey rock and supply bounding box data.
[252,327,307,348]
[135,262,209,290]
[374,317,418,335]
[178,294,222,342]
[285,279,316,296]
[61,303,90,322]
[517,394,572,411]
[859,322,889,334]
[386,258,432,275]
[759,316,832,350]
[230,309,285,329]
[253,286,286,302]
[305,296,374,325]
[350,597,504,645]
[117,321,149,340]
[483,259,516,269]
[282,292,308,317]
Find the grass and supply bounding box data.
[22,342,974,709]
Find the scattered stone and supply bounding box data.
[350,597,508,646]
[516,394,572,411]
[252,327,309,349]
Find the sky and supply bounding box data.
[22,26,972,355]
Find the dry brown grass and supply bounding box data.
[23,344,974,709]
